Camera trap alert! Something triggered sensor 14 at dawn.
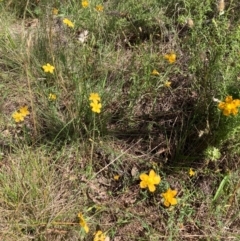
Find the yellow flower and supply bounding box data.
[139,169,161,192]
[95,5,104,12]
[225,96,233,103]
[151,69,160,76]
[161,188,178,207]
[90,101,102,113]
[82,0,89,8]
[78,213,89,233]
[19,106,30,117]
[42,63,55,74]
[218,96,240,116]
[94,230,106,241]
[89,93,101,102]
[63,18,74,28]
[164,81,171,88]
[232,99,240,107]
[89,93,101,113]
[12,106,30,123]
[113,175,120,180]
[49,93,57,101]
[52,8,59,15]
[164,53,176,64]
[189,168,195,177]
[12,111,24,123]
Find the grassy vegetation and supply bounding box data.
[1,0,240,240]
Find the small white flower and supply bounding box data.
[78,30,89,43]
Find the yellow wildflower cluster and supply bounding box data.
[78,213,108,240]
[12,106,30,123]
[63,18,74,28]
[139,169,178,207]
[218,96,240,116]
[151,69,172,87]
[89,93,102,113]
[164,53,176,64]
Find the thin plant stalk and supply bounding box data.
[89,114,96,175]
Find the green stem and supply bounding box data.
[89,114,96,176]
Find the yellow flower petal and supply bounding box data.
[163,200,170,207]
[148,184,156,192]
[170,198,177,205]
[233,99,240,107]
[218,102,225,110]
[149,170,161,185]
[225,96,233,103]
[223,109,230,116]
[19,106,30,117]
[149,170,156,178]
[153,175,161,184]
[151,69,160,75]
[232,108,238,115]
[140,180,148,189]
[83,224,89,233]
[139,173,148,181]
[171,190,177,196]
